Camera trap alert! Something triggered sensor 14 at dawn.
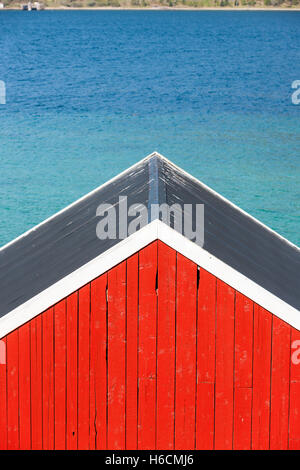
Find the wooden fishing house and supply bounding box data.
[0,152,299,450]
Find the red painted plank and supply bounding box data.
[66,292,78,450]
[89,298,96,453]
[156,241,176,450]
[175,253,197,450]
[43,307,54,450]
[31,316,43,450]
[107,262,126,450]
[7,330,19,450]
[126,255,139,450]
[138,242,158,450]
[233,292,253,450]
[289,382,300,450]
[214,280,235,450]
[90,273,107,450]
[78,284,90,450]
[252,305,272,450]
[54,300,67,450]
[234,292,253,388]
[197,268,216,383]
[196,268,216,450]
[233,388,252,450]
[0,337,7,450]
[19,323,31,449]
[270,316,290,450]
[195,383,214,450]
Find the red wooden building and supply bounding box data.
[0,152,299,450]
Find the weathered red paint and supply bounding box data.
[156,241,176,450]
[0,240,299,450]
[175,253,197,450]
[138,242,157,450]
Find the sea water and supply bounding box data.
[0,11,299,246]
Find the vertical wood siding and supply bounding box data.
[0,240,299,450]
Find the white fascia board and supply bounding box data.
[0,219,299,339]
[0,221,158,339]
[156,221,300,331]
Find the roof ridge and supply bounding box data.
[2,150,297,254]
[0,152,299,323]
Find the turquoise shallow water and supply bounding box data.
[0,11,299,246]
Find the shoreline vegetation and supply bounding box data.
[2,0,300,10]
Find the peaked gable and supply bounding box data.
[0,152,299,337]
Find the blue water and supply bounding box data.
[0,11,299,246]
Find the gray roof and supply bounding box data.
[0,153,299,317]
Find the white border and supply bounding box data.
[0,221,158,339]
[157,221,300,330]
[0,219,299,338]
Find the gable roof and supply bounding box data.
[0,152,299,337]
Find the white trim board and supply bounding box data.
[0,219,299,339]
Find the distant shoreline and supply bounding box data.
[2,6,300,11]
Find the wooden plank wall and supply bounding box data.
[0,240,299,450]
